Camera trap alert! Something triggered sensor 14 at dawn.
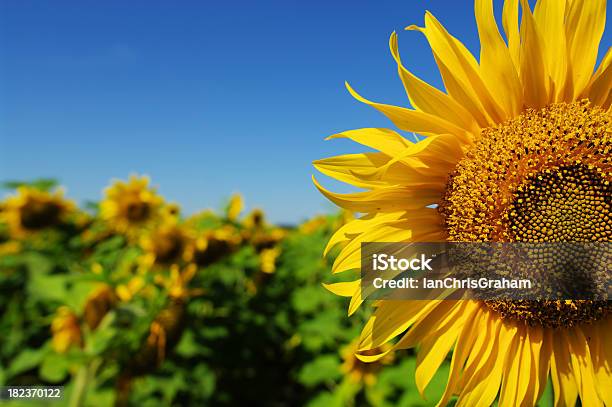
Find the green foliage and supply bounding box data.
[2,178,59,192]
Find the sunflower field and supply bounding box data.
[0,176,459,407]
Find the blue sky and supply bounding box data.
[0,1,609,224]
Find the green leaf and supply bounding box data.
[538,378,554,407]
[292,286,325,313]
[27,273,68,303]
[65,280,99,312]
[175,330,199,358]
[2,178,58,192]
[306,392,344,407]
[39,352,69,383]
[8,348,47,377]
[298,355,341,387]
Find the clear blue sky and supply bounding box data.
[0,1,609,224]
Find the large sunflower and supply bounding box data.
[100,175,164,239]
[315,0,610,405]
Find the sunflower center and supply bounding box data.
[154,232,185,264]
[193,237,232,267]
[508,164,611,242]
[126,202,151,222]
[20,200,63,230]
[440,101,611,328]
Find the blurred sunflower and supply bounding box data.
[247,226,286,274]
[51,306,82,354]
[259,247,281,274]
[341,339,394,386]
[116,276,147,302]
[1,186,74,238]
[140,221,191,270]
[161,203,181,221]
[100,175,164,239]
[316,0,610,405]
[122,265,199,384]
[186,226,241,268]
[83,284,116,330]
[299,215,329,235]
[0,241,21,256]
[243,208,266,231]
[164,264,202,301]
[299,210,354,235]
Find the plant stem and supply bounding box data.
[69,358,101,407]
[69,365,89,407]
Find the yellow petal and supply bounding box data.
[324,211,406,256]
[438,303,488,407]
[349,134,464,186]
[389,31,479,137]
[313,153,398,189]
[582,323,612,406]
[357,300,444,352]
[415,301,477,397]
[475,0,523,118]
[313,176,441,213]
[326,127,411,157]
[322,280,360,297]
[519,0,551,108]
[498,324,524,406]
[565,0,607,99]
[346,82,470,140]
[386,133,466,170]
[551,334,579,407]
[330,215,442,274]
[533,328,553,405]
[502,0,520,68]
[347,289,363,316]
[458,310,493,388]
[407,12,506,125]
[394,300,465,351]
[583,48,612,108]
[456,312,510,406]
[226,193,243,222]
[515,327,538,406]
[565,329,603,406]
[534,0,569,101]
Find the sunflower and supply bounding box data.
[259,246,281,274]
[116,276,146,302]
[1,186,74,238]
[315,0,610,405]
[299,215,329,235]
[299,210,355,235]
[243,208,266,231]
[83,284,116,330]
[123,265,198,380]
[164,264,202,300]
[186,226,241,268]
[241,208,287,249]
[161,203,181,221]
[0,241,21,257]
[100,175,164,239]
[140,221,191,270]
[51,306,82,354]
